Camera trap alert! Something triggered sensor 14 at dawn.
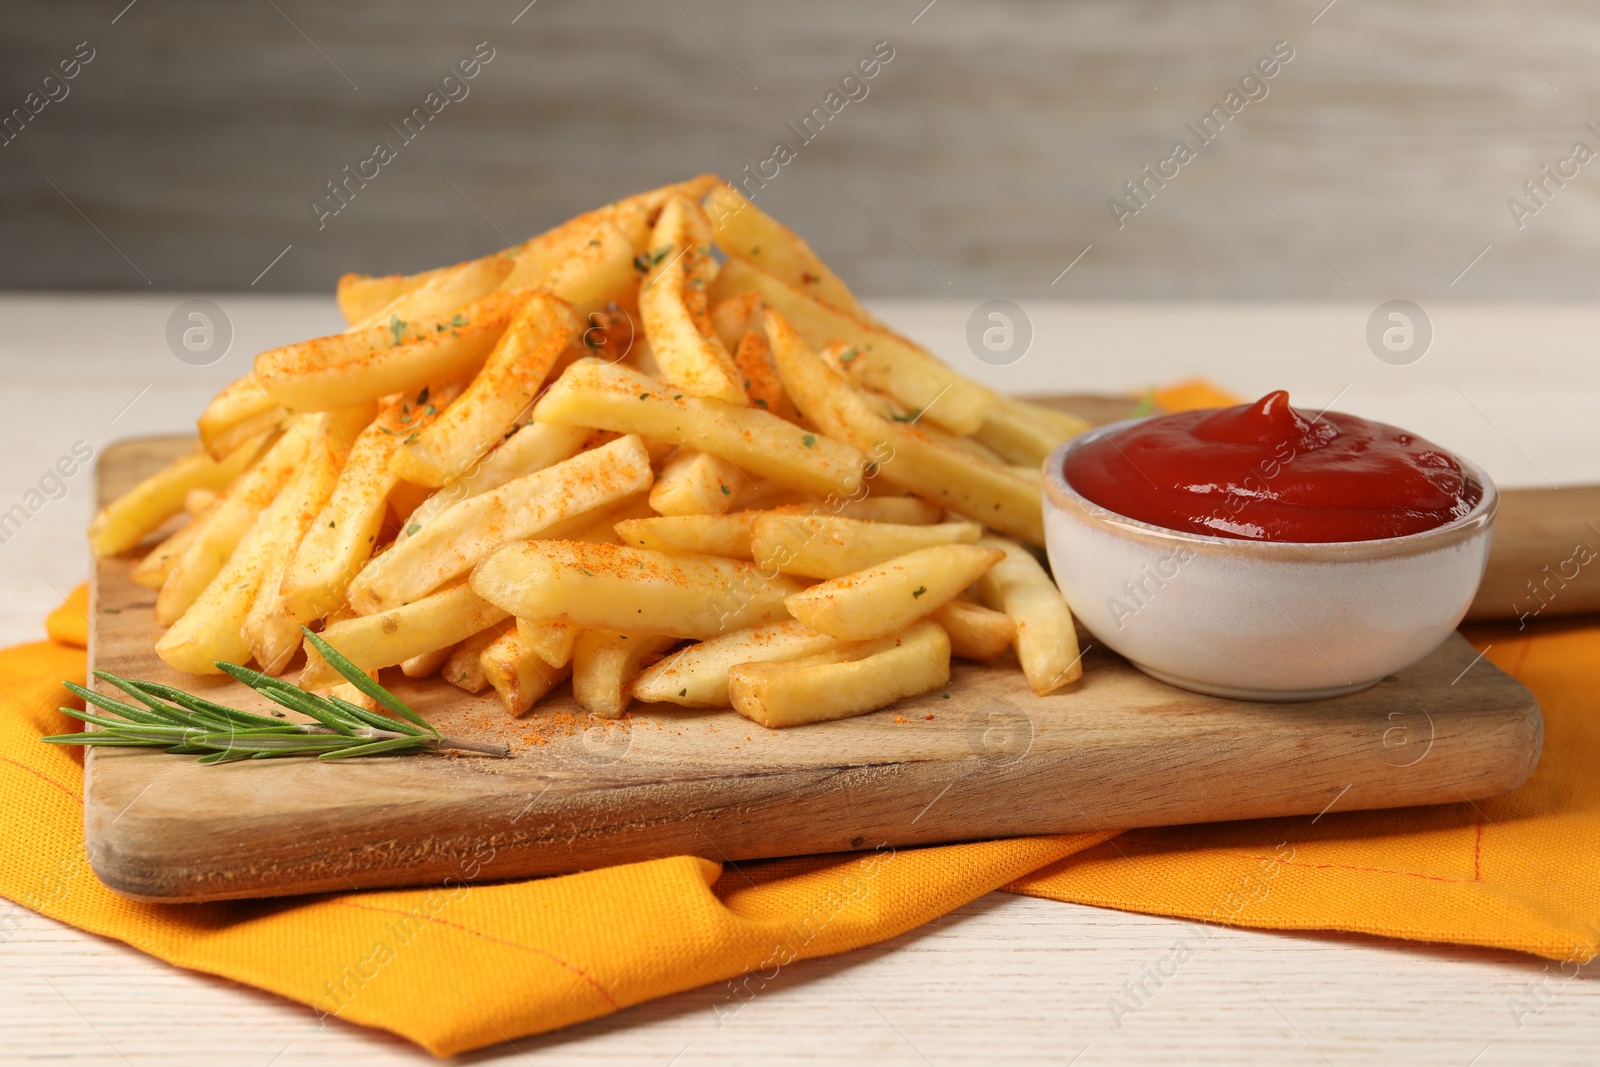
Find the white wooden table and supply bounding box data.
[3,295,1598,1065]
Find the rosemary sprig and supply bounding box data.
[42,627,509,762]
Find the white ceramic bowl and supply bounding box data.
[1041,420,1498,701]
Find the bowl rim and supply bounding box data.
[1041,416,1500,562]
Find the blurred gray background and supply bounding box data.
[2,0,1597,299]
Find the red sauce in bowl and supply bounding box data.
[1062,391,1481,543]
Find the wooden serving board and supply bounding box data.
[84,435,1543,903]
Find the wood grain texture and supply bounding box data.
[86,436,1540,902]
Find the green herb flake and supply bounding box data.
[912,586,927,598]
[720,484,731,496]
[801,434,816,448]
[578,567,596,577]
[424,404,437,416]
[416,386,430,405]
[679,688,687,697]
[639,392,651,401]
[838,347,858,364]
[388,315,407,346]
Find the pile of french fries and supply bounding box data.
[90,176,1093,729]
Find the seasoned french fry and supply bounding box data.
[347,434,653,614]
[709,291,764,352]
[389,292,578,488]
[630,620,841,707]
[704,184,869,318]
[482,627,573,716]
[155,428,311,624]
[280,387,457,627]
[90,434,266,557]
[571,630,677,718]
[401,643,455,679]
[300,580,510,689]
[532,359,865,498]
[751,516,982,580]
[783,543,1002,642]
[639,197,747,405]
[241,404,373,674]
[402,421,590,536]
[823,496,943,525]
[974,536,1082,694]
[614,513,757,559]
[347,255,515,333]
[731,330,790,417]
[130,496,220,590]
[728,620,949,728]
[649,448,748,516]
[517,617,579,669]
[930,597,1017,662]
[715,258,994,434]
[198,375,283,461]
[443,620,512,693]
[337,260,466,326]
[471,540,804,640]
[256,289,528,411]
[974,395,1092,467]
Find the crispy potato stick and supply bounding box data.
[716,258,993,434]
[300,581,510,689]
[930,598,1017,662]
[443,620,512,693]
[975,395,1092,467]
[154,428,311,625]
[728,620,949,728]
[630,620,841,707]
[974,536,1082,694]
[348,434,652,614]
[517,617,579,669]
[766,311,1043,542]
[280,388,456,627]
[401,643,454,679]
[471,541,803,640]
[751,516,983,580]
[482,627,573,716]
[822,496,944,525]
[704,184,869,318]
[731,330,790,417]
[403,421,589,535]
[571,630,677,718]
[389,292,578,487]
[639,197,747,405]
[534,222,640,308]
[614,513,757,559]
[533,359,865,498]
[256,289,528,411]
[130,496,221,590]
[784,543,1002,641]
[198,375,283,460]
[709,291,764,351]
[90,434,265,557]
[347,255,515,332]
[650,449,747,516]
[241,405,372,673]
[337,261,462,326]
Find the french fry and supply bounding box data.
[751,515,982,580]
[279,387,457,628]
[443,620,512,693]
[346,434,653,614]
[402,421,590,535]
[517,617,579,669]
[337,260,464,326]
[255,289,529,411]
[300,580,510,689]
[532,359,865,498]
[347,255,515,333]
[614,513,757,559]
[930,597,1017,662]
[974,395,1092,467]
[389,292,578,487]
[974,536,1082,694]
[709,291,764,351]
[401,643,455,679]
[571,630,677,718]
[766,312,1043,542]
[90,434,266,557]
[715,258,994,434]
[649,448,748,516]
[482,627,573,716]
[783,543,1003,641]
[727,620,949,728]
[130,496,220,590]
[198,375,283,461]
[241,404,373,674]
[155,427,311,624]
[639,197,748,405]
[541,491,655,545]
[630,620,841,707]
[731,330,790,417]
[704,184,870,318]
[471,540,804,640]
[823,496,943,525]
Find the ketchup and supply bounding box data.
[1063,391,1481,542]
